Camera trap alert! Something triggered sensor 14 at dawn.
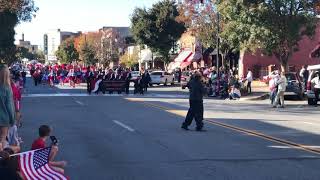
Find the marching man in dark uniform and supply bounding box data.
[181,72,205,131]
[124,68,132,94]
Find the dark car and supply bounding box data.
[181,71,191,89]
[285,72,305,99]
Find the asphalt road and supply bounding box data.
[19,79,320,180]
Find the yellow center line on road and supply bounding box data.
[127,98,320,156]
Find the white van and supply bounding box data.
[306,64,320,105]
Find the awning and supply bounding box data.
[310,44,320,58]
[181,53,194,69]
[168,50,193,72]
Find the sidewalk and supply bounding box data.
[240,80,269,101]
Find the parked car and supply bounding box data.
[150,71,175,86]
[285,72,305,99]
[306,64,320,105]
[131,71,140,81]
[181,71,192,89]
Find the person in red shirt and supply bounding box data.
[31,125,67,173]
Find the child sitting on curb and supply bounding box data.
[31,125,67,174]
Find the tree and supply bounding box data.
[218,0,318,72]
[74,32,103,64]
[177,0,219,48]
[0,0,38,64]
[131,0,186,63]
[100,28,126,66]
[120,47,139,68]
[15,46,31,60]
[33,50,45,63]
[55,38,79,64]
[80,42,97,66]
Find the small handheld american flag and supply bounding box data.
[17,147,68,180]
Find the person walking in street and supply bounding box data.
[181,72,205,131]
[311,71,320,106]
[246,68,253,94]
[141,70,151,93]
[273,71,287,108]
[266,71,280,105]
[86,67,94,94]
[0,64,15,151]
[21,70,26,87]
[124,68,132,94]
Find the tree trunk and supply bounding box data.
[280,58,289,73]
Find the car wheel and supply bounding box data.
[164,79,167,86]
[171,79,174,85]
[308,98,317,105]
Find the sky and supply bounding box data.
[14,0,160,47]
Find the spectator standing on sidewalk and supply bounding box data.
[311,71,320,106]
[246,68,253,94]
[299,65,309,88]
[0,65,15,151]
[181,72,205,131]
[273,71,287,108]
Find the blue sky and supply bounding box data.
[15,0,160,46]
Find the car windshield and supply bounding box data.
[285,73,296,81]
[151,72,162,75]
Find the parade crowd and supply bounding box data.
[28,63,154,95]
[0,64,67,179]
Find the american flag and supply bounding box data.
[17,147,68,180]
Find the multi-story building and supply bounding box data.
[99,27,131,68]
[17,33,39,54]
[44,29,81,62]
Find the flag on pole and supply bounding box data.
[17,147,68,180]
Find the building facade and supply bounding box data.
[239,23,320,79]
[99,27,130,68]
[44,29,81,63]
[17,33,39,54]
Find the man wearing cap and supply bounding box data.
[181,72,205,131]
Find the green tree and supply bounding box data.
[81,42,97,66]
[131,0,186,64]
[56,39,79,64]
[218,0,318,72]
[177,0,219,49]
[120,47,139,68]
[15,46,32,60]
[0,0,38,64]
[33,50,45,63]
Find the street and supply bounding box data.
[18,80,320,180]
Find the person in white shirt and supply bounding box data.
[273,71,287,108]
[246,68,253,94]
[311,72,320,104]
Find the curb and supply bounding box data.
[240,93,269,101]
